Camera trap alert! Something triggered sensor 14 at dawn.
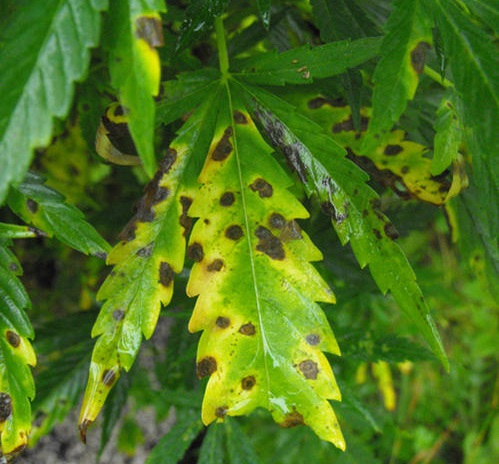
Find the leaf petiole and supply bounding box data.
[215,15,229,76]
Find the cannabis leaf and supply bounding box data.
[104,0,166,176]
[78,87,222,440]
[0,0,109,204]
[186,85,345,449]
[0,233,36,459]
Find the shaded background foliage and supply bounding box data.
[0,0,497,462]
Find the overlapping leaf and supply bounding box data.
[78,88,221,441]
[105,0,166,176]
[0,235,36,459]
[0,0,109,205]
[237,82,448,370]
[7,172,110,258]
[281,92,467,205]
[186,88,345,449]
[362,0,432,151]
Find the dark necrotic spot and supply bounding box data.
[26,199,38,214]
[113,104,125,116]
[255,226,285,260]
[216,316,230,328]
[372,229,382,240]
[299,360,319,379]
[241,375,256,390]
[239,323,256,336]
[197,356,217,378]
[9,262,19,272]
[320,201,336,217]
[401,165,410,174]
[160,148,177,174]
[269,213,286,229]
[225,225,243,241]
[215,406,228,418]
[6,330,20,348]
[153,186,170,204]
[159,262,174,287]
[207,259,224,272]
[135,16,164,48]
[220,191,235,206]
[102,369,117,386]
[280,410,305,428]
[307,97,328,109]
[187,242,204,262]
[113,309,125,321]
[384,144,403,156]
[179,196,193,235]
[250,178,273,198]
[332,115,369,133]
[137,245,152,258]
[233,111,248,124]
[411,41,429,74]
[306,334,320,346]
[212,127,233,161]
[0,393,12,422]
[384,223,399,240]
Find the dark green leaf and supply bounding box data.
[177,0,229,53]
[145,408,204,464]
[466,0,499,34]
[233,37,382,85]
[256,0,271,29]
[199,424,225,464]
[0,0,109,204]
[7,172,110,257]
[225,417,262,464]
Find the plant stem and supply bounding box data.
[215,16,229,76]
[424,66,453,89]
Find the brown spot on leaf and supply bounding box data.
[26,199,38,214]
[179,196,193,236]
[225,225,243,241]
[241,376,256,390]
[137,245,152,258]
[411,42,429,74]
[332,115,369,133]
[250,178,273,198]
[220,191,235,206]
[6,330,20,348]
[239,323,256,336]
[384,144,403,156]
[306,334,320,346]
[298,360,319,379]
[113,309,125,321]
[401,165,410,174]
[159,262,174,287]
[233,111,248,124]
[216,316,230,328]
[207,259,224,272]
[215,406,228,418]
[79,419,93,444]
[255,226,285,260]
[197,356,217,378]
[269,213,286,229]
[0,393,12,422]
[212,127,233,161]
[135,16,164,48]
[280,220,303,241]
[161,148,178,174]
[384,223,399,240]
[280,410,305,428]
[372,229,382,240]
[187,242,204,262]
[102,369,117,386]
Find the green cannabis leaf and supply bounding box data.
[0,0,109,204]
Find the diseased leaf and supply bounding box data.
[362,0,432,151]
[187,87,345,449]
[0,239,36,458]
[233,37,381,85]
[78,87,222,441]
[145,408,204,464]
[239,82,448,370]
[0,0,109,205]
[105,0,166,176]
[7,172,110,258]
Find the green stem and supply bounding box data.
[424,66,453,89]
[215,16,229,76]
